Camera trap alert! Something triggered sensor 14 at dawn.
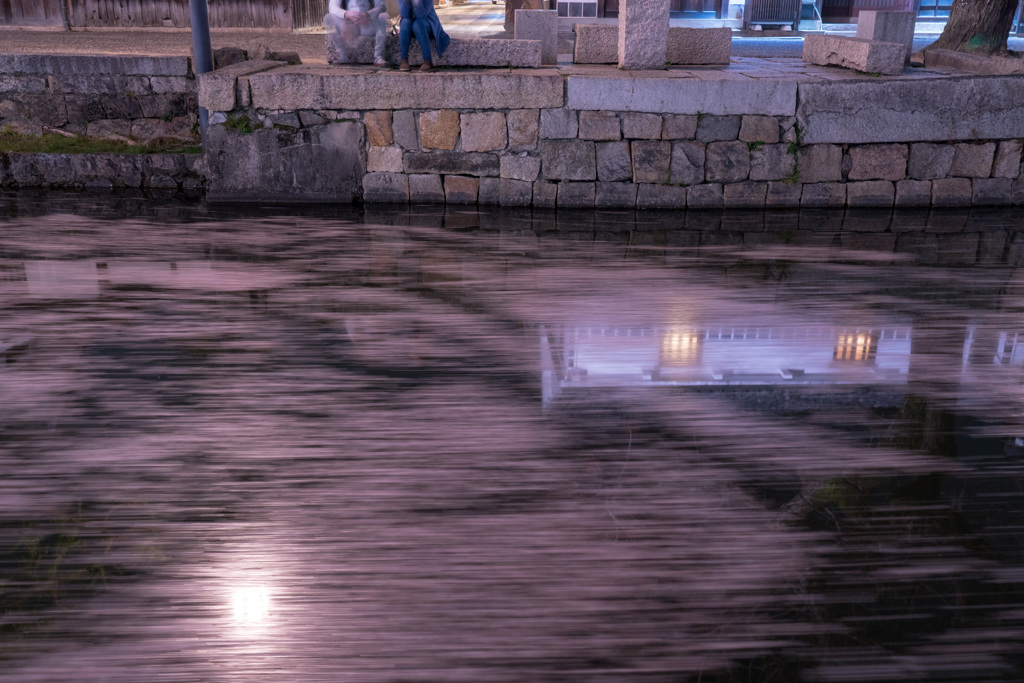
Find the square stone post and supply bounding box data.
[618,0,670,70]
[856,10,915,63]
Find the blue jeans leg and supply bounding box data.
[400,17,413,59]
[412,18,432,61]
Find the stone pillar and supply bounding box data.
[857,11,915,63]
[618,0,670,71]
[505,0,543,32]
[515,9,558,65]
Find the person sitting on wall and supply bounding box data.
[325,0,389,66]
[398,0,450,72]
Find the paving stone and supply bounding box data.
[409,174,445,202]
[750,143,795,181]
[558,182,597,207]
[662,114,698,140]
[846,180,894,207]
[993,140,1023,178]
[622,113,662,140]
[540,107,578,139]
[949,142,996,178]
[363,172,409,203]
[848,143,908,181]
[765,181,802,207]
[579,111,621,141]
[500,155,541,181]
[444,175,479,204]
[514,9,558,65]
[666,27,731,65]
[723,182,767,209]
[392,110,419,151]
[595,182,638,208]
[636,183,686,209]
[972,177,1013,206]
[499,178,534,206]
[507,109,539,151]
[739,116,780,144]
[686,183,724,208]
[597,141,632,182]
[479,177,500,204]
[696,115,741,143]
[669,141,705,186]
[705,140,749,183]
[801,182,846,207]
[541,139,596,180]
[908,143,953,180]
[404,151,499,176]
[797,144,842,183]
[420,110,461,150]
[574,24,618,64]
[931,177,972,206]
[631,140,671,184]
[802,34,907,76]
[895,179,931,207]
[461,112,507,152]
[618,0,670,70]
[533,181,557,207]
[367,145,403,173]
[365,110,392,146]
[856,10,915,63]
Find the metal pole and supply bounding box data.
[190,0,214,140]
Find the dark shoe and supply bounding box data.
[399,59,411,71]
[419,60,433,72]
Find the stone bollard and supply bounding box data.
[856,11,915,64]
[515,9,558,65]
[618,0,670,70]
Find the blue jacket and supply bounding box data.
[398,0,450,57]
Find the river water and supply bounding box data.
[1,193,1023,682]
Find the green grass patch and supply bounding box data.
[0,129,200,155]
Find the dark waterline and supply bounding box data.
[1,192,1023,682]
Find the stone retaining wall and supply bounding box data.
[0,152,205,191]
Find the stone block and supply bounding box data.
[856,11,915,63]
[723,182,767,209]
[271,112,301,128]
[923,48,1024,75]
[579,111,621,141]
[662,114,698,140]
[670,141,705,185]
[368,145,404,173]
[500,155,541,181]
[392,110,419,150]
[618,0,670,70]
[949,142,996,178]
[846,180,894,207]
[993,140,1023,178]
[895,179,931,207]
[558,182,597,207]
[665,26,731,65]
[365,111,393,146]
[401,36,542,68]
[908,143,953,180]
[750,143,795,181]
[515,10,558,65]
[479,177,500,204]
[801,183,846,207]
[931,177,972,206]
[797,144,842,183]
[739,116,780,144]
[848,143,907,181]
[540,108,578,139]
[0,75,47,93]
[597,141,632,182]
[574,25,618,64]
[622,113,662,140]
[697,115,741,143]
[705,140,749,183]
[687,183,724,208]
[86,119,132,139]
[1014,177,1024,205]
[298,110,326,127]
[404,151,500,176]
[636,184,687,209]
[765,181,802,207]
[541,139,596,180]
[197,59,283,112]
[507,109,539,151]
[972,178,1012,206]
[420,110,461,150]
[409,174,445,202]
[363,172,410,203]
[533,181,558,207]
[500,178,534,206]
[0,54,190,77]
[631,141,671,184]
[802,34,907,76]
[797,76,1024,144]
[444,175,479,203]
[462,112,508,152]
[595,182,638,208]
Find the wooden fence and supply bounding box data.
[14,0,323,29]
[0,0,65,26]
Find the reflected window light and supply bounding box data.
[834,330,878,362]
[231,585,270,624]
[660,328,703,367]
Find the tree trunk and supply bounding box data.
[924,0,1019,55]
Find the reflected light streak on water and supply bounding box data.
[0,197,1023,681]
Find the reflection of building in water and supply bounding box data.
[554,324,911,388]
